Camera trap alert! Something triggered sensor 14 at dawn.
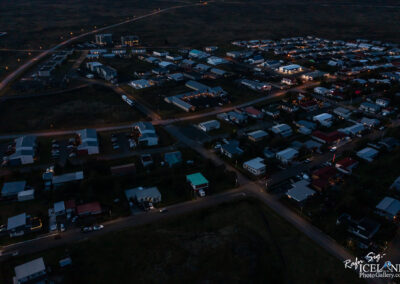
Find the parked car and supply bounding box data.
[93,225,104,231]
[81,226,93,233]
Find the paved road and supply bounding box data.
[0,82,318,140]
[0,2,206,93]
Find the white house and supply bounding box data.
[8,136,37,165]
[198,120,220,132]
[133,122,159,146]
[313,113,333,127]
[129,79,151,89]
[76,129,99,155]
[243,157,266,176]
[278,64,303,74]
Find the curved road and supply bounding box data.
[0,2,208,93]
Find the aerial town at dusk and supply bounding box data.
[1,0,400,283]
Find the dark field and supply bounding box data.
[1,0,400,81]
[0,199,361,284]
[0,85,144,133]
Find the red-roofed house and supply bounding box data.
[311,166,339,191]
[65,200,76,214]
[311,130,347,145]
[335,157,359,175]
[311,178,330,191]
[312,166,338,180]
[245,107,263,119]
[76,202,102,216]
[299,100,318,112]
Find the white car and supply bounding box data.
[93,225,104,231]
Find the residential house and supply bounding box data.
[76,129,99,155]
[186,173,209,190]
[129,79,151,89]
[333,107,352,119]
[313,113,333,127]
[286,180,316,203]
[121,35,139,46]
[220,140,243,158]
[375,197,400,219]
[390,176,400,191]
[248,130,268,142]
[76,202,102,216]
[357,147,379,162]
[198,120,220,132]
[271,124,293,137]
[359,102,381,114]
[125,186,162,203]
[243,157,266,176]
[132,122,159,146]
[14,258,47,284]
[1,181,26,198]
[164,151,182,167]
[276,148,299,164]
[278,64,303,74]
[8,136,37,165]
[95,33,112,45]
[311,130,347,145]
[245,106,263,119]
[361,117,380,128]
[335,157,359,174]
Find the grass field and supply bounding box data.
[0,199,361,284]
[0,85,144,133]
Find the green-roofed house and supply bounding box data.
[186,173,209,191]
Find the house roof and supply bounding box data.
[357,147,379,161]
[65,200,76,210]
[52,171,84,184]
[14,258,45,281]
[276,148,298,161]
[186,173,209,186]
[286,180,316,202]
[7,213,26,230]
[248,130,268,139]
[54,201,65,213]
[221,140,243,156]
[76,202,101,215]
[336,157,358,170]
[125,186,161,201]
[376,197,400,216]
[243,157,265,170]
[312,130,346,143]
[1,181,26,197]
[313,166,337,179]
[164,151,182,166]
[245,106,262,116]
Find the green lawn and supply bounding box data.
[0,199,361,284]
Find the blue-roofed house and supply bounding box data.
[376,197,400,219]
[164,151,182,167]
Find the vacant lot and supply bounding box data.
[1,0,400,80]
[0,85,144,133]
[0,199,361,284]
